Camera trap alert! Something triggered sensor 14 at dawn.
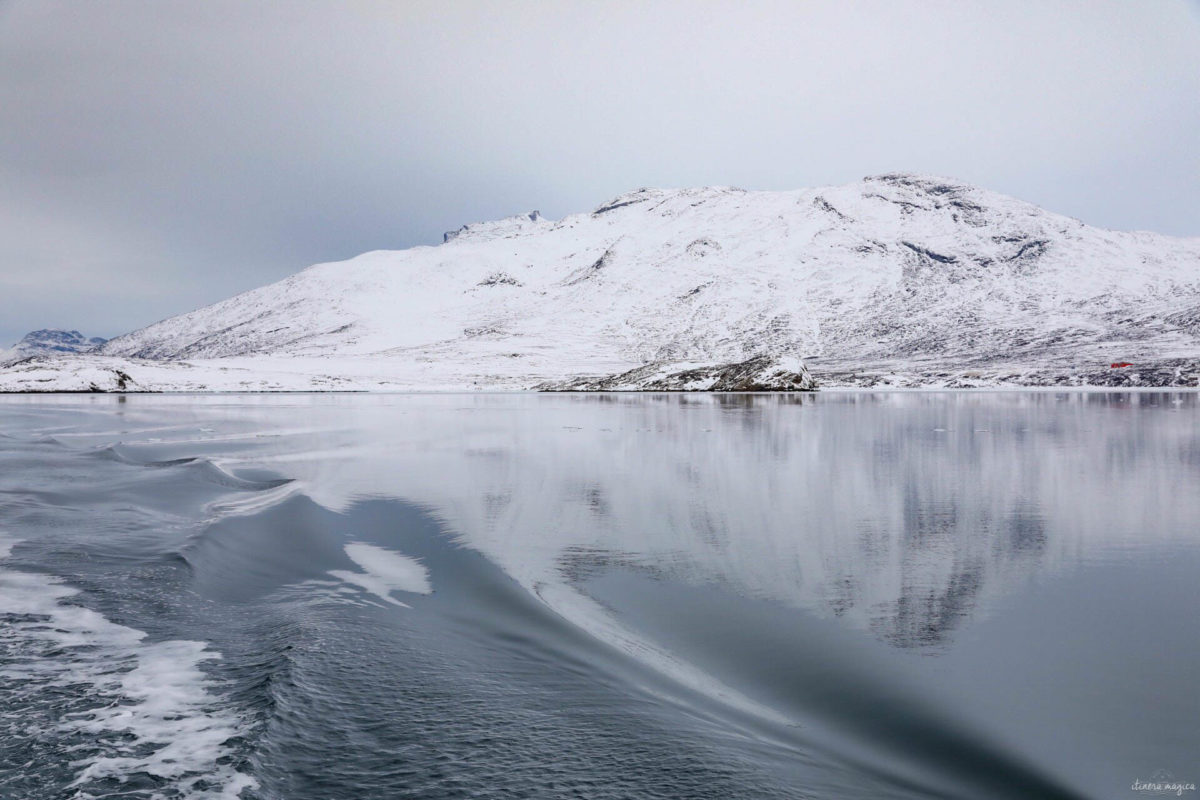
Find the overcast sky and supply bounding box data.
[1,0,1198,347]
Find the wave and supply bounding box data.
[186,459,293,492]
[0,534,256,799]
[89,444,292,491]
[578,570,1088,800]
[90,443,200,467]
[0,432,65,446]
[252,497,1080,798]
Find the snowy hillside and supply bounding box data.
[3,174,1200,391]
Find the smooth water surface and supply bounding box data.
[1,392,1197,799]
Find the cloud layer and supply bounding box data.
[2,0,1198,345]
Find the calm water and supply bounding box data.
[1,392,1197,800]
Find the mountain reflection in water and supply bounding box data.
[0,391,1196,800]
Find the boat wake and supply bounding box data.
[0,534,256,800]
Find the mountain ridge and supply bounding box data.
[3,174,1198,392]
[1,329,108,365]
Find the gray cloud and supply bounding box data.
[2,0,1198,346]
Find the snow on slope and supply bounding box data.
[4,174,1200,392]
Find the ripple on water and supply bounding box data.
[0,534,255,800]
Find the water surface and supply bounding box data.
[1,392,1197,799]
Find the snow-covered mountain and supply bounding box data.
[1,330,107,365]
[3,174,1199,392]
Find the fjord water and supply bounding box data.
[1,393,1197,800]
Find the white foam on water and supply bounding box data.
[329,542,432,607]
[0,533,257,799]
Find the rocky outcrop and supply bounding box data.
[538,356,816,392]
[2,330,109,367]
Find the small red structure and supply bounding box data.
[1110,362,1133,368]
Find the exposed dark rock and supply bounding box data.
[812,196,851,221]
[593,191,653,216]
[901,241,958,264]
[478,272,522,287]
[685,238,722,258]
[809,358,1200,389]
[562,248,614,286]
[6,329,107,357]
[538,355,816,392]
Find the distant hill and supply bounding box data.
[2,329,107,364]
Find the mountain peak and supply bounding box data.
[443,210,550,244]
[2,329,108,365]
[864,173,976,193]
